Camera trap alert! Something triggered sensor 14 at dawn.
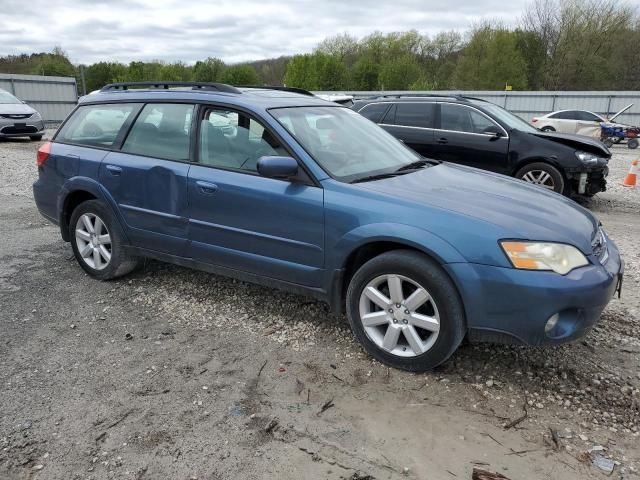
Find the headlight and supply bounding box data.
[500,241,589,275]
[575,151,600,166]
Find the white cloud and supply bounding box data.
[0,0,529,64]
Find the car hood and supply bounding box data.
[0,103,36,115]
[532,131,610,157]
[356,163,599,254]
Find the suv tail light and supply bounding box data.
[36,142,51,167]
[531,118,538,123]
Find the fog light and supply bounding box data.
[545,313,560,334]
[578,173,587,194]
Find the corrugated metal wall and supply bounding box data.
[0,73,77,125]
[315,90,640,125]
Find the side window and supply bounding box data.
[122,104,194,161]
[57,103,138,147]
[440,104,498,134]
[578,111,601,122]
[393,103,435,128]
[199,108,286,172]
[358,103,390,123]
[551,111,577,120]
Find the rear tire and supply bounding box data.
[30,135,43,141]
[515,162,565,194]
[346,250,466,372]
[628,138,639,149]
[69,200,139,280]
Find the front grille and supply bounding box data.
[592,228,608,263]
[0,113,32,119]
[0,125,38,134]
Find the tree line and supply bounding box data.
[1,0,638,93]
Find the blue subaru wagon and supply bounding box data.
[33,82,623,371]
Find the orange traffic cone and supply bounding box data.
[622,159,638,188]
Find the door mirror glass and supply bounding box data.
[257,156,298,179]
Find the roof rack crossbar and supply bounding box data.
[237,85,315,96]
[100,81,241,94]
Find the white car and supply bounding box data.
[531,104,633,137]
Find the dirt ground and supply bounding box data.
[1,132,639,480]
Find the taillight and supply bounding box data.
[36,142,51,167]
[531,118,538,123]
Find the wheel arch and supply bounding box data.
[511,157,566,178]
[58,177,128,243]
[327,225,466,314]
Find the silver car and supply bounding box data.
[0,88,45,140]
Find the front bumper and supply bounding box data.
[0,118,45,137]
[567,166,608,195]
[445,238,623,345]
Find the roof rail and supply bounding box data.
[377,93,466,100]
[238,85,315,97]
[100,81,241,94]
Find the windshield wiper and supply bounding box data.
[350,172,405,184]
[395,158,439,172]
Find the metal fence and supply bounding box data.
[0,73,77,125]
[314,90,640,126]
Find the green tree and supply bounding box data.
[221,64,260,85]
[283,54,318,89]
[378,55,422,90]
[193,57,226,82]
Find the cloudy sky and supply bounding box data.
[1,0,529,64]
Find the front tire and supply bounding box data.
[69,200,139,280]
[30,135,43,141]
[540,126,555,132]
[515,162,565,194]
[346,250,466,372]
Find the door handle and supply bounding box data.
[105,164,122,176]
[196,180,218,195]
[436,137,448,144]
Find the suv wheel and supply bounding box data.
[346,250,465,372]
[69,200,138,280]
[515,162,565,194]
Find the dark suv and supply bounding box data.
[33,82,622,372]
[352,95,610,196]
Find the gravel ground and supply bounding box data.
[1,132,639,479]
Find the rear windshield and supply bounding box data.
[57,104,139,147]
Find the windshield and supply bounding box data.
[472,101,538,133]
[270,106,421,182]
[0,91,23,105]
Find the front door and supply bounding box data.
[434,103,510,175]
[186,106,325,287]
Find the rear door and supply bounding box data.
[434,103,510,174]
[549,111,579,133]
[186,106,325,287]
[379,102,437,158]
[99,103,194,256]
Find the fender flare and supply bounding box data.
[57,177,129,243]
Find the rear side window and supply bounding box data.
[122,103,194,161]
[358,103,390,123]
[577,111,602,122]
[392,103,435,129]
[57,103,138,147]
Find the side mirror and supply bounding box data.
[483,125,503,138]
[257,156,299,179]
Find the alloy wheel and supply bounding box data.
[75,213,112,270]
[521,170,555,190]
[358,274,440,357]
